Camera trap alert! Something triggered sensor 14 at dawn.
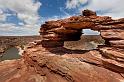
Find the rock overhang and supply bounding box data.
[40,9,124,48]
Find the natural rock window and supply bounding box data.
[64,29,105,50]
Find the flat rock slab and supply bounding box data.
[93,24,124,30]
[109,40,124,48]
[99,47,124,61]
[100,29,124,40]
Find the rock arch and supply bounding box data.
[40,9,124,49]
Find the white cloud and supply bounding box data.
[0,9,6,21]
[66,0,124,18]
[0,23,15,31]
[0,0,41,24]
[45,15,72,21]
[66,0,87,9]
[59,7,70,16]
[17,13,39,25]
[0,23,40,36]
[0,14,6,22]
[0,0,42,35]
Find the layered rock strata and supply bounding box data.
[40,10,124,48]
[0,10,124,82]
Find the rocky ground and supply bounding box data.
[0,44,124,82]
[0,36,41,54]
[0,35,104,54]
[64,35,104,50]
[0,10,124,82]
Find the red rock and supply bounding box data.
[109,40,124,48]
[1,46,124,82]
[93,24,124,30]
[42,32,63,41]
[22,46,124,82]
[102,18,124,25]
[63,22,95,30]
[99,47,124,62]
[100,29,124,40]
[47,27,80,34]
[41,40,64,48]
[82,9,97,16]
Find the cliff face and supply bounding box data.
[0,10,124,82]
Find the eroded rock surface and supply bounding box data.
[0,9,124,82]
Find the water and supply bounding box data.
[0,47,21,61]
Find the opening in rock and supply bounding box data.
[64,29,105,50]
[83,29,100,35]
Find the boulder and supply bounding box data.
[82,9,97,16]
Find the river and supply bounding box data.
[0,47,21,61]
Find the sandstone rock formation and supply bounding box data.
[0,10,124,82]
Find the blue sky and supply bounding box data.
[0,0,124,36]
[39,0,67,17]
[39,0,80,18]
